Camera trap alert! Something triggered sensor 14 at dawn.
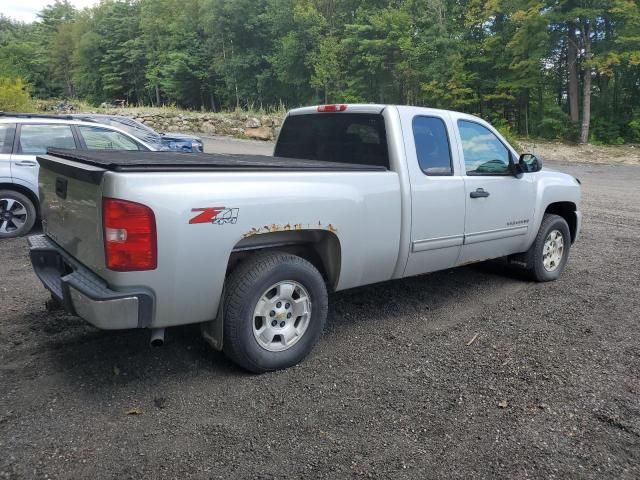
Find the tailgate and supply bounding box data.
[37,154,107,273]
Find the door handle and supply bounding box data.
[15,160,38,167]
[470,188,490,198]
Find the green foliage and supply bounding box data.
[0,77,34,112]
[491,117,522,152]
[0,0,638,143]
[628,119,640,143]
[591,117,625,144]
[536,104,572,140]
[538,117,569,141]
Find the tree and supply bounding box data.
[74,1,146,104]
[0,77,33,111]
[51,22,76,97]
[0,0,637,143]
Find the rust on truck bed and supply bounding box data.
[242,222,338,238]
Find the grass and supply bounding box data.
[33,98,288,119]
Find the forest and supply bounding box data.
[0,0,639,143]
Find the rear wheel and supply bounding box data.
[223,252,328,373]
[0,190,37,238]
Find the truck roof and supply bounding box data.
[287,104,463,117]
[287,104,489,127]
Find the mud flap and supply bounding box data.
[201,287,225,351]
[507,251,531,269]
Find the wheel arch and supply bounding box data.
[202,229,340,353]
[544,201,577,243]
[227,229,342,291]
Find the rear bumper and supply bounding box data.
[29,234,153,330]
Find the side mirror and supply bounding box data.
[518,153,543,173]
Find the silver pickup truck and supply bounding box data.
[29,104,581,372]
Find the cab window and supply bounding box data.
[458,120,511,175]
[275,113,389,169]
[78,126,141,151]
[412,116,453,175]
[18,124,76,154]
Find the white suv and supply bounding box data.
[0,114,156,238]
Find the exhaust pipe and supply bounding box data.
[150,328,165,347]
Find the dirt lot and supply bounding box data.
[519,140,640,166]
[1,143,639,479]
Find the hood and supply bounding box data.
[540,168,578,183]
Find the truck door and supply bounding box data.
[401,111,466,276]
[454,119,535,264]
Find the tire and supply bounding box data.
[223,251,328,373]
[524,214,571,282]
[0,190,37,239]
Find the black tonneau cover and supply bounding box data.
[43,148,387,172]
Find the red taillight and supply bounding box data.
[103,198,157,271]
[317,104,347,112]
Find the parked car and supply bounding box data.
[0,113,156,238]
[72,114,204,153]
[29,104,581,372]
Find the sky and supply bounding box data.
[0,0,100,23]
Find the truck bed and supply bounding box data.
[36,145,401,329]
[41,148,387,173]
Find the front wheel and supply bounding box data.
[0,190,37,238]
[525,214,572,282]
[223,252,328,373]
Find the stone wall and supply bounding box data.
[101,109,284,141]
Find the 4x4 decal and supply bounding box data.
[189,207,239,225]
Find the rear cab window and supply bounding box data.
[274,113,390,169]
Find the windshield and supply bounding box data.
[274,113,389,169]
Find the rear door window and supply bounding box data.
[78,126,141,151]
[18,124,76,154]
[0,124,15,154]
[274,113,389,169]
[412,116,453,175]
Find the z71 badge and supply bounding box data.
[189,207,239,225]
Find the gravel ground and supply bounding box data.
[1,150,639,479]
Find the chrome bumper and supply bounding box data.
[28,234,153,330]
